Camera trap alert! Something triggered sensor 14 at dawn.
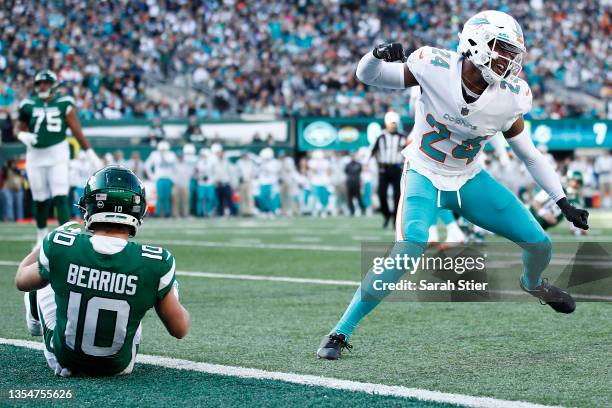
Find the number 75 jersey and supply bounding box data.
[401,46,532,191]
[38,230,176,376]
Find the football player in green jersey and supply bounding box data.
[16,69,103,245]
[530,171,586,235]
[15,166,189,377]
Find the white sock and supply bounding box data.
[445,222,466,243]
[428,225,439,243]
[36,228,48,246]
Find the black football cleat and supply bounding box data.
[317,333,352,360]
[520,278,576,314]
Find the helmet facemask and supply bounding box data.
[34,70,59,99]
[34,81,54,99]
[480,37,524,84]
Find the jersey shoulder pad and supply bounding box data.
[18,98,35,111]
[56,95,76,112]
[137,243,175,292]
[498,77,532,115]
[47,228,81,248]
[406,46,456,87]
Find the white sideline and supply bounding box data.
[0,338,563,408]
[1,260,611,301]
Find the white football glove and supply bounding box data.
[86,148,104,170]
[17,131,38,147]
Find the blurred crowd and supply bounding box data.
[1,145,611,223]
[0,0,609,121]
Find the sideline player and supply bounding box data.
[317,10,589,359]
[16,166,189,376]
[530,171,586,235]
[16,70,102,244]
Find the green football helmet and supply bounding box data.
[34,69,58,99]
[78,165,147,237]
[568,170,583,185]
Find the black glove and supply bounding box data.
[373,43,406,62]
[557,197,589,230]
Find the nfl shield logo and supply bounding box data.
[461,107,469,116]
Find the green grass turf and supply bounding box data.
[0,212,611,407]
[0,345,456,408]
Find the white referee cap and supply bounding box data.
[384,111,400,126]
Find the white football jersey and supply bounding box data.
[308,157,331,186]
[259,158,281,185]
[401,46,532,190]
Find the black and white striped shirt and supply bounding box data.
[371,131,407,165]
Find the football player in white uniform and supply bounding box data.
[318,10,589,359]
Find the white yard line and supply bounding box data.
[0,338,563,408]
[1,259,610,301]
[0,236,361,252]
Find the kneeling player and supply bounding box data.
[15,165,189,377]
[530,171,586,235]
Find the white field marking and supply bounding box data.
[2,260,609,301]
[4,234,611,258]
[176,270,359,286]
[2,233,612,255]
[0,338,564,408]
[0,236,361,252]
[291,236,323,243]
[351,235,387,241]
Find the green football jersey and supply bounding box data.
[530,188,583,230]
[18,95,75,148]
[38,229,176,376]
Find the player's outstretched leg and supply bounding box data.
[317,170,437,359]
[457,170,575,313]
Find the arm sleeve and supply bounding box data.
[507,130,565,202]
[355,52,405,89]
[18,100,32,123]
[370,136,380,158]
[157,250,176,301]
[38,234,52,280]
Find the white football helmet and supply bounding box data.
[183,143,196,156]
[457,10,526,84]
[259,147,274,160]
[157,140,170,151]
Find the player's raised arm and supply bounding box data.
[355,43,419,89]
[503,117,589,230]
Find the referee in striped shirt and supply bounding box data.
[371,111,408,228]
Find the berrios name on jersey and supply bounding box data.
[37,229,176,376]
[67,263,139,295]
[402,46,532,190]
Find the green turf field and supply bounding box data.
[0,213,611,407]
